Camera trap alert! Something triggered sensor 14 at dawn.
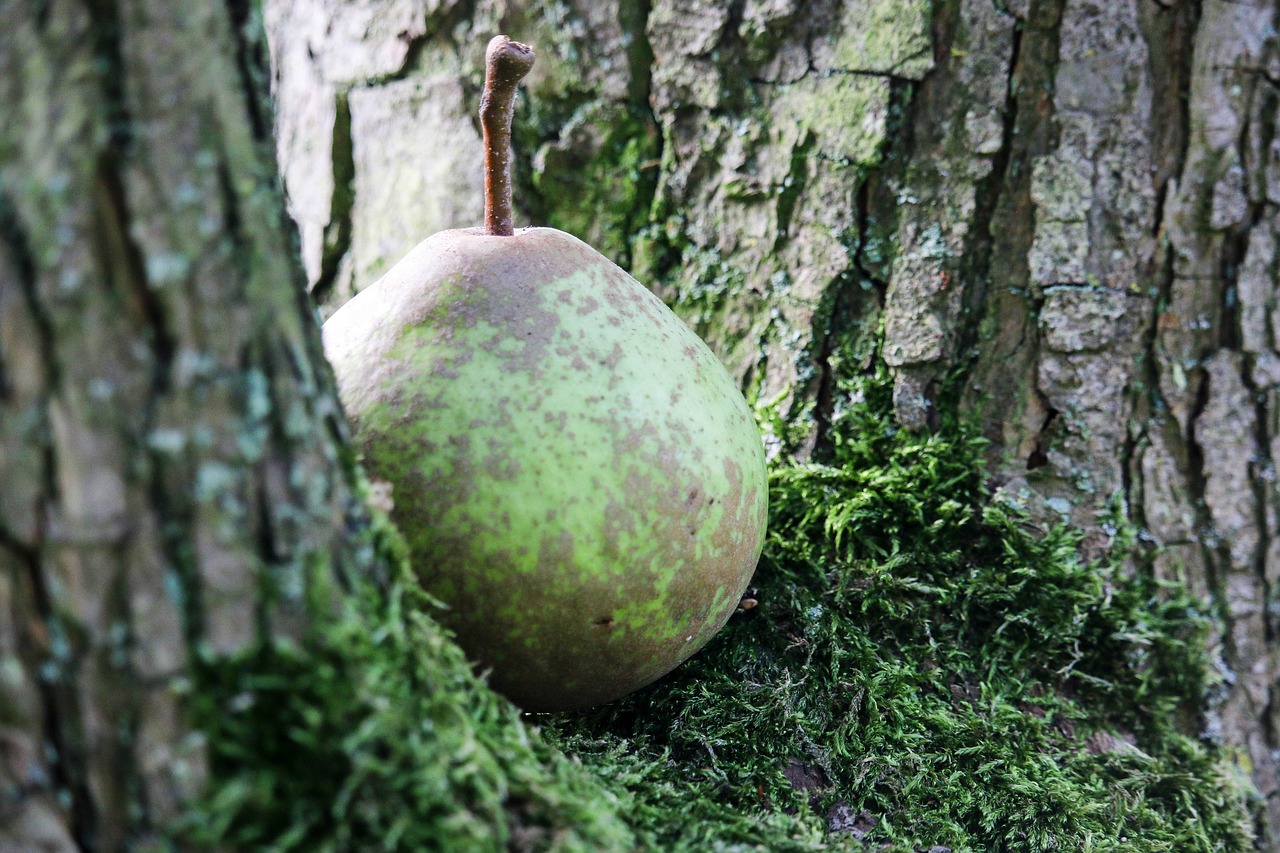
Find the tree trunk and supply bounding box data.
[0,2,381,847]
[266,0,1280,838]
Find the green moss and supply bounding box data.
[830,0,933,80]
[664,246,747,330]
[541,369,1256,851]
[175,504,634,852]
[771,75,895,169]
[526,104,660,268]
[181,368,1255,851]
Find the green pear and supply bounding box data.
[320,36,768,710]
[323,226,767,710]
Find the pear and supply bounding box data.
[322,36,768,711]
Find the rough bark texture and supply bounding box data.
[266,0,1280,838]
[0,2,379,847]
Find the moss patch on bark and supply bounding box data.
[544,369,1257,850]
[181,370,1256,851]
[176,517,635,851]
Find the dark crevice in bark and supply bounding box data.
[959,0,1065,461]
[931,0,961,67]
[1186,371,1233,634]
[81,0,131,151]
[255,423,282,638]
[1026,397,1059,470]
[617,0,663,272]
[811,228,865,457]
[1152,0,1220,621]
[1221,57,1272,652]
[95,161,176,388]
[719,0,748,55]
[0,199,37,295]
[946,0,1064,446]
[811,262,880,459]
[84,0,176,387]
[0,192,51,410]
[1126,254,1179,544]
[1240,90,1276,653]
[243,337,349,612]
[1254,70,1280,658]
[1144,0,1201,196]
[1150,178,1169,240]
[882,0,960,211]
[956,20,1024,363]
[1247,350,1275,646]
[811,318,840,460]
[359,0,481,90]
[103,555,144,848]
[32,0,51,29]
[852,166,891,305]
[367,31,435,88]
[28,558,99,853]
[1174,1,1202,177]
[1234,320,1272,658]
[145,447,203,658]
[1126,0,1204,564]
[216,155,254,297]
[313,93,355,305]
[619,0,656,110]
[225,0,273,143]
[774,130,813,250]
[1218,208,1262,350]
[0,339,9,405]
[1119,415,1143,543]
[621,0,663,248]
[815,68,931,86]
[813,76,917,457]
[0,197,94,844]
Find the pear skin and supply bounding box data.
[323,226,768,710]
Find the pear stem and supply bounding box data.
[480,36,535,237]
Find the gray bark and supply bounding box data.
[266,0,1280,838]
[0,2,379,847]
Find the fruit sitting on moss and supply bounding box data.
[321,36,768,711]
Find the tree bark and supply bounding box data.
[266,0,1280,838]
[0,2,381,847]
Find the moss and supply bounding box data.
[830,0,933,79]
[175,502,635,852]
[541,368,1256,851]
[664,246,747,330]
[181,368,1256,851]
[766,75,894,171]
[524,103,661,269]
